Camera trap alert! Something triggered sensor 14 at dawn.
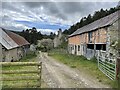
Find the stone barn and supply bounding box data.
[68,10,120,60]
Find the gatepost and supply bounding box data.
[117,1,120,89]
[116,57,120,90]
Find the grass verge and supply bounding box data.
[48,49,118,88]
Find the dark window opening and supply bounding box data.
[88,32,93,43]
[87,44,106,51]
[78,45,80,51]
[96,44,106,51]
[87,44,94,49]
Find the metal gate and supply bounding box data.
[97,51,117,80]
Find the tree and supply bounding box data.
[39,39,53,52]
[63,29,69,35]
[86,14,92,24]
[49,32,55,40]
[14,27,44,45]
[63,5,120,35]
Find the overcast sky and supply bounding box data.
[1,0,119,34]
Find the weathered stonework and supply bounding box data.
[68,11,120,62]
[108,20,119,60]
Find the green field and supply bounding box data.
[48,49,118,88]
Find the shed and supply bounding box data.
[0,28,30,62]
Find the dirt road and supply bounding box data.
[39,52,110,88]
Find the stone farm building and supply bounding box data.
[68,10,120,61]
[0,28,30,62]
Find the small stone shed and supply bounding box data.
[0,28,30,62]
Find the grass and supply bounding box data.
[19,51,37,62]
[48,49,119,88]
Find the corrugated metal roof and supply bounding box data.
[4,30,30,46]
[0,28,18,50]
[0,28,30,50]
[69,10,120,37]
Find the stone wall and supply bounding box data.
[107,20,119,59]
[3,48,18,62]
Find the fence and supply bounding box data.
[98,52,118,80]
[1,62,42,88]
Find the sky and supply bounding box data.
[0,0,119,34]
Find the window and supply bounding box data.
[87,44,106,51]
[96,44,106,51]
[88,32,93,43]
[87,44,94,49]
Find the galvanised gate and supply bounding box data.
[97,51,120,80]
[98,56,117,80]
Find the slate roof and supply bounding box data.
[69,10,120,37]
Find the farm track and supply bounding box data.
[39,52,110,88]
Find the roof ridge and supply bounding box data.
[69,10,120,37]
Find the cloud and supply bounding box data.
[1,1,118,34]
[23,2,118,21]
[37,28,56,35]
[2,19,29,31]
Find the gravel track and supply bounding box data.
[39,52,110,88]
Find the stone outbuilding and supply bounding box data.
[0,28,30,62]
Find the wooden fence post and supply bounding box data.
[116,57,120,79]
[38,62,42,88]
